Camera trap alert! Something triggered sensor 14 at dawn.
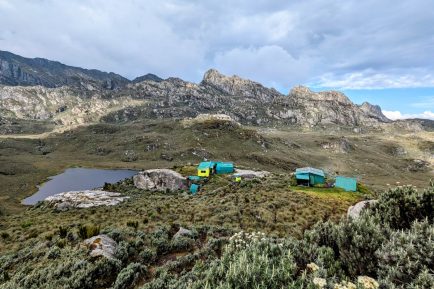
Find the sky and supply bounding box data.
[0,0,433,119]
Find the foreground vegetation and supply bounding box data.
[0,183,432,288]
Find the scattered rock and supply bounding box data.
[83,234,117,259]
[181,114,240,128]
[173,227,193,239]
[233,169,270,179]
[121,150,138,162]
[407,159,430,172]
[133,169,187,192]
[44,190,129,210]
[320,138,353,153]
[347,200,378,219]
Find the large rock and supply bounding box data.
[233,169,270,179]
[83,234,117,259]
[173,227,193,239]
[44,190,129,210]
[133,169,187,192]
[347,200,378,219]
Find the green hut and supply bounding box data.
[335,176,357,191]
[295,167,325,186]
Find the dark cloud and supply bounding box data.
[1,0,433,89]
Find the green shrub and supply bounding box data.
[377,220,434,288]
[127,221,139,230]
[371,185,434,229]
[112,263,146,289]
[58,226,68,238]
[77,224,100,239]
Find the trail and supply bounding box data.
[0,124,90,139]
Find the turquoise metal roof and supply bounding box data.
[198,162,214,169]
[295,167,325,177]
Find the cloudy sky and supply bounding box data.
[1,0,433,119]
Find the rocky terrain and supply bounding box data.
[0,50,406,134]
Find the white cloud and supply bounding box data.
[213,45,313,88]
[382,110,434,120]
[313,70,434,89]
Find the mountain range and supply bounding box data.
[1,50,431,132]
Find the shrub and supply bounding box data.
[377,220,434,288]
[127,221,139,230]
[370,185,434,229]
[112,263,146,289]
[58,226,68,238]
[77,224,100,239]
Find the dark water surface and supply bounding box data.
[22,168,138,205]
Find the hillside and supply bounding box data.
[0,50,129,89]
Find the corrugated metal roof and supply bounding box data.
[295,167,325,177]
[198,162,215,169]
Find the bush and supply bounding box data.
[77,224,100,239]
[371,185,434,229]
[112,263,146,289]
[377,220,434,288]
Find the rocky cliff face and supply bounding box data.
[0,50,129,89]
[359,102,390,122]
[0,51,402,130]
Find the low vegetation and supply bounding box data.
[0,182,432,288]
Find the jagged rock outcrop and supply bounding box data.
[0,50,129,89]
[44,190,129,210]
[359,102,390,122]
[83,235,117,259]
[347,200,378,218]
[201,69,281,101]
[132,73,163,83]
[133,169,187,192]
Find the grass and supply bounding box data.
[290,186,364,202]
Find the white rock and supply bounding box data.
[83,234,117,259]
[44,190,129,210]
[347,200,378,219]
[133,169,186,192]
[233,169,270,179]
[173,227,193,239]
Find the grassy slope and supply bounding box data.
[0,119,432,215]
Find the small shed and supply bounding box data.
[190,184,200,195]
[295,167,325,186]
[335,176,357,192]
[197,161,215,177]
[215,162,234,174]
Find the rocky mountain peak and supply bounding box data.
[132,73,163,83]
[289,85,352,104]
[359,102,390,122]
[201,69,281,101]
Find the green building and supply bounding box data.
[295,167,325,186]
[335,176,357,192]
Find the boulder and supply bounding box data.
[233,169,270,179]
[347,200,378,219]
[44,190,129,210]
[173,227,193,239]
[84,234,117,259]
[133,169,187,192]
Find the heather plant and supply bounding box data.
[370,184,434,229]
[376,219,434,288]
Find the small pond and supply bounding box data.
[22,168,138,205]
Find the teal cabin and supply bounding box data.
[335,176,357,192]
[215,162,234,174]
[295,167,325,186]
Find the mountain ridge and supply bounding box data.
[0,50,414,130]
